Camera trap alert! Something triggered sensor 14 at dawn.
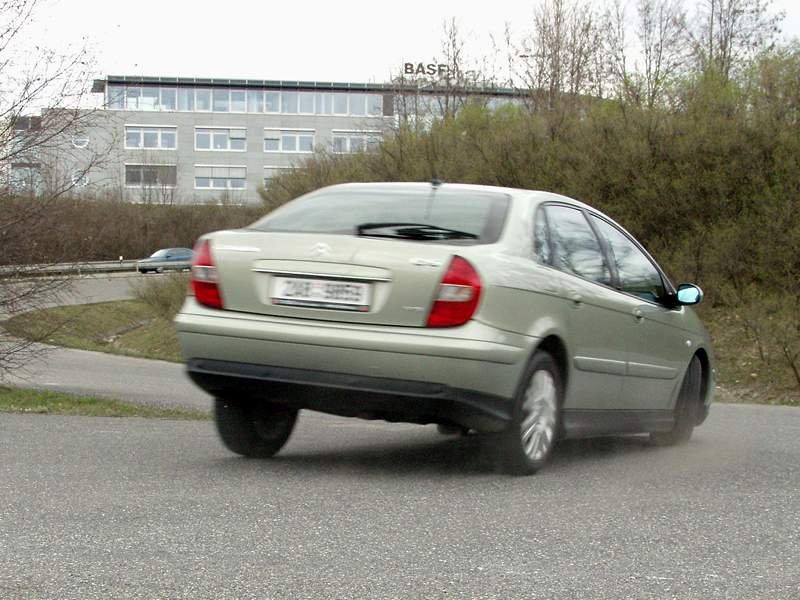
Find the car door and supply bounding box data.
[587,214,689,410]
[541,204,636,410]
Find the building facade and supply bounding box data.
[84,76,400,204]
[5,76,524,204]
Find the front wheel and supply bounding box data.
[500,351,562,475]
[214,399,298,458]
[650,356,702,446]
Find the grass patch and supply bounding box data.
[0,386,208,419]
[5,275,798,406]
[701,307,800,406]
[3,298,183,362]
[132,273,190,320]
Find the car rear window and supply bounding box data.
[250,188,510,244]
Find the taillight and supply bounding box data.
[426,256,482,327]
[191,239,223,309]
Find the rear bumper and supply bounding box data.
[175,301,534,431]
[187,358,513,432]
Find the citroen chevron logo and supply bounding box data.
[311,242,331,257]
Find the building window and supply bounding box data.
[194,165,247,189]
[107,84,387,117]
[125,126,177,150]
[299,92,315,113]
[316,93,332,115]
[195,127,247,151]
[367,94,383,116]
[140,87,159,110]
[247,90,263,113]
[349,93,366,116]
[333,93,348,115]
[331,131,382,153]
[9,164,44,193]
[72,171,89,187]
[263,166,295,189]
[264,129,314,153]
[107,85,125,109]
[125,164,177,187]
[281,91,298,113]
[265,91,280,113]
[195,88,212,111]
[71,137,89,149]
[160,87,177,111]
[178,88,194,111]
[125,87,141,110]
[231,89,246,112]
[213,88,229,112]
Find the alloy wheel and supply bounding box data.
[520,370,558,461]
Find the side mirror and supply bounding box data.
[675,283,703,306]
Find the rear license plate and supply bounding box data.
[271,277,371,311]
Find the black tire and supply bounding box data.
[214,399,298,458]
[500,351,563,476]
[650,356,702,446]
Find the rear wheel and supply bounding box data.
[500,351,562,475]
[214,399,298,458]
[650,356,702,446]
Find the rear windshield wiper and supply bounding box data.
[356,222,478,240]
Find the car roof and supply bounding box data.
[317,181,594,211]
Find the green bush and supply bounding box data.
[257,51,800,397]
[132,273,190,320]
[0,199,264,265]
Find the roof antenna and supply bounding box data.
[426,176,441,219]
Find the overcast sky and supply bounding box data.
[19,0,800,86]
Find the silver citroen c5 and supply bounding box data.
[175,182,713,474]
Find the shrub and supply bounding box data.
[132,273,190,320]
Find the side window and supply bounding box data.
[545,205,611,286]
[589,215,666,302]
[533,207,551,264]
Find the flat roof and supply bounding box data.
[92,76,521,97]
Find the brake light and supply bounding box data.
[426,256,482,327]
[191,239,223,309]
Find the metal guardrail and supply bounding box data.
[0,259,192,277]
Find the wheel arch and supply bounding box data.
[534,334,569,394]
[692,347,712,424]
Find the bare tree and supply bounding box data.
[638,0,689,106]
[515,0,604,110]
[603,0,689,107]
[0,0,105,376]
[392,18,504,126]
[688,0,784,79]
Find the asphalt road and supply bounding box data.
[1,404,799,599]
[8,344,211,410]
[0,271,152,320]
[3,272,211,410]
[2,273,799,598]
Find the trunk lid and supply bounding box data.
[210,230,460,327]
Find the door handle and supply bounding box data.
[633,307,644,321]
[567,291,583,307]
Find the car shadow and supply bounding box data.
[207,431,664,479]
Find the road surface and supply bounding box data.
[1,404,798,599]
[1,273,799,598]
